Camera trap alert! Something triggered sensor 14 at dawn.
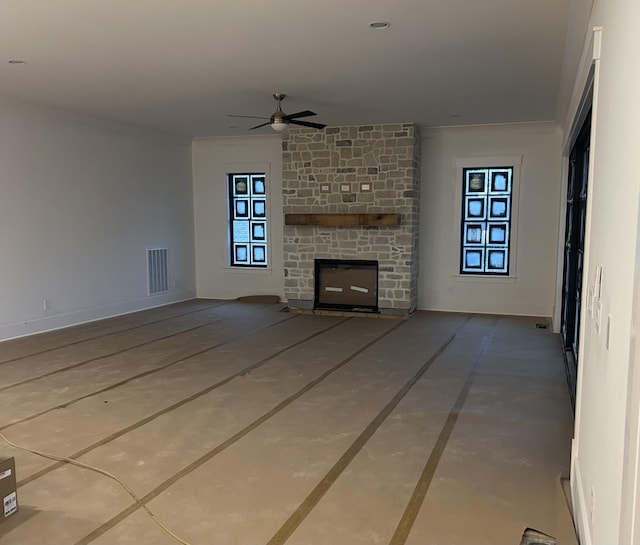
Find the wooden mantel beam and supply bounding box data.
[284,213,400,227]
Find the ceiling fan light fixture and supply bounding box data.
[270,121,288,132]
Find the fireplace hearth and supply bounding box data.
[314,259,378,312]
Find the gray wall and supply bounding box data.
[0,95,195,341]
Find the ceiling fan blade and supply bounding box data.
[284,110,316,120]
[249,121,271,130]
[227,114,270,120]
[289,119,327,129]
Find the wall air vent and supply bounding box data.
[147,248,168,295]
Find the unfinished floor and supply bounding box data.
[0,300,576,545]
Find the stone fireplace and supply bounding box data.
[282,123,421,316]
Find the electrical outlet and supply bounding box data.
[594,266,603,299]
[587,286,594,317]
[595,301,602,333]
[43,298,51,311]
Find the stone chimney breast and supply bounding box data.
[282,123,421,315]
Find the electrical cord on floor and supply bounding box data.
[0,430,192,545]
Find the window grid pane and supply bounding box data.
[229,173,268,267]
[460,167,513,275]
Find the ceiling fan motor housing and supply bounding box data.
[271,93,287,124]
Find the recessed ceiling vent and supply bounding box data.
[147,248,168,295]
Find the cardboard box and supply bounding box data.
[0,457,18,523]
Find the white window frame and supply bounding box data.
[452,154,523,282]
[225,164,272,271]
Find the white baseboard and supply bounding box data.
[0,289,196,342]
[571,458,593,545]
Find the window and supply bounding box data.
[228,173,268,267]
[460,167,513,275]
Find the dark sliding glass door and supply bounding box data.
[561,110,591,409]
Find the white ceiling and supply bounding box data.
[0,0,572,137]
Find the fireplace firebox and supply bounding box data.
[314,259,378,312]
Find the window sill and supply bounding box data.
[224,266,273,275]
[451,274,517,284]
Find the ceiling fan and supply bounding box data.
[228,93,326,132]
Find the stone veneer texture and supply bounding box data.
[282,123,421,314]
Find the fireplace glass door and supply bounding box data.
[314,259,378,312]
